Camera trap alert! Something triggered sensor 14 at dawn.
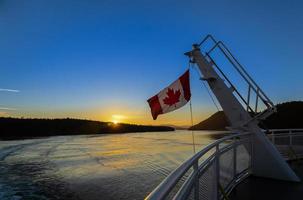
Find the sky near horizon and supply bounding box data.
[1,0,303,126]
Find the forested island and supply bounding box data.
[190,101,303,130]
[0,118,174,140]
[1,101,301,140]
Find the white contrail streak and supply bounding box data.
[0,88,20,92]
[0,107,16,111]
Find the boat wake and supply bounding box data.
[0,138,78,200]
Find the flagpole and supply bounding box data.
[189,99,196,153]
[188,63,196,154]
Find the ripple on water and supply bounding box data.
[0,131,224,200]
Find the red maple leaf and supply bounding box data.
[163,88,181,107]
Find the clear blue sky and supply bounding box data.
[0,0,303,125]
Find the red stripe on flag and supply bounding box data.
[179,70,191,101]
[147,95,163,120]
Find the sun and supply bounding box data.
[111,114,126,124]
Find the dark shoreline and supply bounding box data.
[0,117,174,140]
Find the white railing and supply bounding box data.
[145,129,303,200]
[145,133,253,200]
[267,129,303,160]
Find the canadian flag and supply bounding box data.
[147,70,191,120]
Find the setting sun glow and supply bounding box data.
[111,114,126,124]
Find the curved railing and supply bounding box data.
[145,133,253,200]
[145,129,303,200]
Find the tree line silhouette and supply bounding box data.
[0,118,174,140]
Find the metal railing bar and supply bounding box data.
[198,34,218,47]
[206,41,273,111]
[247,86,251,112]
[268,128,303,132]
[219,42,270,100]
[217,42,274,107]
[235,169,251,182]
[174,156,217,199]
[226,170,250,191]
[193,161,199,200]
[145,161,194,199]
[268,132,303,137]
[252,108,273,118]
[237,138,251,143]
[201,38,275,111]
[173,170,196,200]
[198,154,216,172]
[217,42,257,86]
[206,41,220,55]
[236,107,276,127]
[203,40,277,119]
[215,44,269,107]
[255,88,259,112]
[216,144,220,199]
[235,166,252,178]
[205,53,255,113]
[224,170,251,197]
[219,138,251,156]
[198,157,216,177]
[233,138,237,180]
[208,43,256,91]
[174,157,216,200]
[219,144,235,155]
[268,133,303,137]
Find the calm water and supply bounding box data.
[0,130,226,200]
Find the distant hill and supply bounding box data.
[189,111,229,131]
[263,101,303,129]
[189,101,303,130]
[0,118,174,140]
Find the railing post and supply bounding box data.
[247,85,251,111]
[233,138,237,177]
[289,130,292,146]
[250,134,254,174]
[272,131,275,144]
[255,87,259,112]
[216,144,220,199]
[193,160,199,200]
